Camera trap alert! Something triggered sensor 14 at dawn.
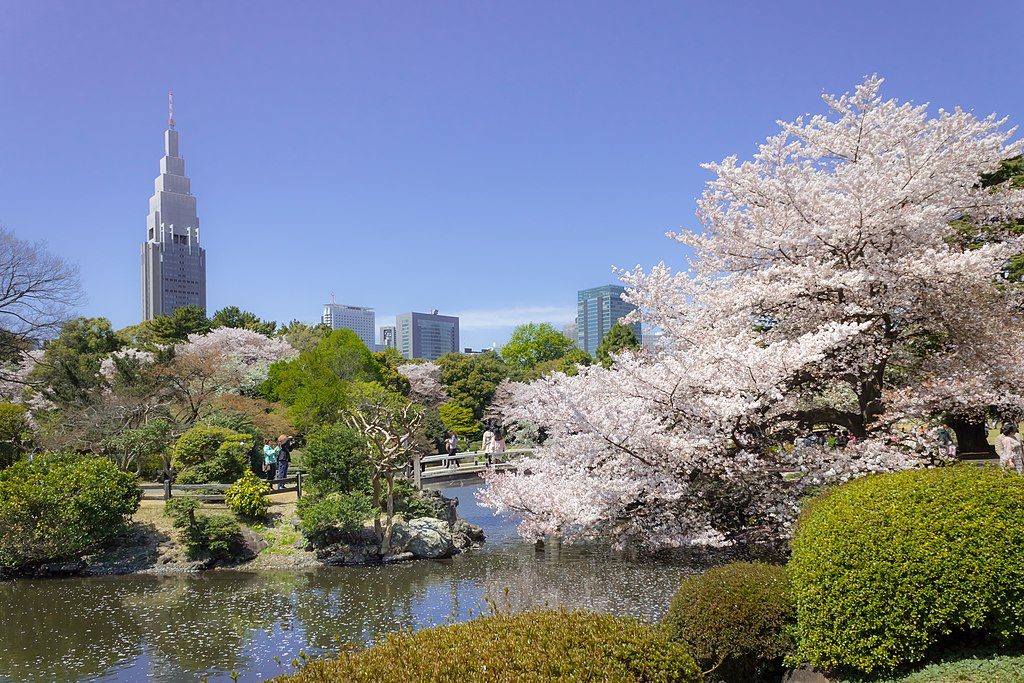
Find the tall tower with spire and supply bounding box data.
[140,91,207,320]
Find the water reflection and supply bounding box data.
[0,487,698,683]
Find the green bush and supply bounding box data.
[302,423,369,494]
[172,427,252,484]
[789,466,1024,674]
[663,562,793,682]
[0,403,30,469]
[297,491,372,544]
[272,609,702,682]
[225,471,271,519]
[0,454,141,572]
[164,498,243,561]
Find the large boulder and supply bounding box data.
[391,517,454,559]
[451,520,486,550]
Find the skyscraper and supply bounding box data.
[141,92,207,320]
[379,325,397,349]
[395,310,459,360]
[577,284,642,355]
[321,300,376,349]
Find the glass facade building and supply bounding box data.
[577,285,641,355]
[395,311,460,360]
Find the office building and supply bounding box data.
[141,92,207,320]
[396,310,460,360]
[576,284,642,355]
[562,321,579,346]
[322,301,376,349]
[379,326,397,349]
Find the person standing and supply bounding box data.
[276,435,292,490]
[935,424,956,459]
[262,437,279,483]
[481,427,495,465]
[998,424,1024,474]
[491,429,506,464]
[446,432,459,468]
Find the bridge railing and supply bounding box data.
[410,448,532,489]
[140,472,305,501]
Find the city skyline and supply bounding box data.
[5,3,1024,348]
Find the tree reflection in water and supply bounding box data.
[0,486,699,683]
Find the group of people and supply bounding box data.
[262,435,295,489]
[443,427,506,468]
[795,430,857,450]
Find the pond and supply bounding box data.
[0,486,699,682]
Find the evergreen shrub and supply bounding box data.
[164,498,242,561]
[172,426,252,484]
[789,466,1024,673]
[225,471,271,519]
[297,491,371,545]
[0,454,141,572]
[302,423,368,494]
[272,610,702,683]
[663,561,793,682]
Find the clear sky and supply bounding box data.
[2,1,1023,348]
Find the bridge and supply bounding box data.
[411,449,531,490]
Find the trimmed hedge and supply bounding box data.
[789,466,1024,674]
[663,561,793,681]
[172,426,252,484]
[0,454,141,572]
[272,610,701,682]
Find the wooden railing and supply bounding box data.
[141,472,304,502]
[409,449,531,489]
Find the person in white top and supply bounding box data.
[481,428,495,465]
[998,424,1024,474]
[491,429,507,463]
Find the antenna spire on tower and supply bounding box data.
[330,291,336,304]
[168,90,175,129]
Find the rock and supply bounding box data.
[413,490,459,526]
[382,551,414,564]
[37,560,86,577]
[451,520,486,551]
[391,517,454,559]
[782,667,834,683]
[237,527,268,562]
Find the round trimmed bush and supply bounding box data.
[0,454,141,572]
[272,609,701,682]
[172,426,252,484]
[663,562,793,682]
[789,466,1024,673]
[297,491,372,547]
[225,471,271,519]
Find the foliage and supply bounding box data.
[147,305,211,344]
[225,470,271,519]
[391,480,439,519]
[595,323,641,368]
[28,317,121,405]
[663,562,793,681]
[438,401,478,438]
[264,329,383,430]
[172,426,253,483]
[276,320,333,354]
[0,402,30,469]
[435,351,508,419]
[164,498,243,561]
[521,348,592,381]
[372,350,411,396]
[501,323,576,373]
[789,466,1024,674]
[0,454,141,572]
[398,362,448,407]
[297,491,372,541]
[210,305,277,336]
[272,609,702,683]
[208,394,294,441]
[302,422,369,494]
[101,418,171,474]
[838,643,1024,683]
[481,77,1024,549]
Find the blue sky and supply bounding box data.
[2,2,1023,349]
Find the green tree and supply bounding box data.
[28,317,121,405]
[210,306,277,336]
[147,305,211,344]
[264,329,384,430]
[438,401,478,438]
[435,351,508,420]
[0,403,30,469]
[501,323,576,373]
[372,350,411,396]
[303,422,370,494]
[276,320,333,353]
[101,418,172,474]
[522,347,592,380]
[594,323,641,368]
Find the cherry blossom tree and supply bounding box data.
[398,362,449,408]
[480,77,1024,549]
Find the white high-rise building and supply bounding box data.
[141,92,207,320]
[322,300,376,349]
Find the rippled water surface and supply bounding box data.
[0,486,698,682]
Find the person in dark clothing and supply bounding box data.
[276,435,293,490]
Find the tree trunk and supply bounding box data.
[383,472,396,554]
[948,415,994,456]
[371,472,384,551]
